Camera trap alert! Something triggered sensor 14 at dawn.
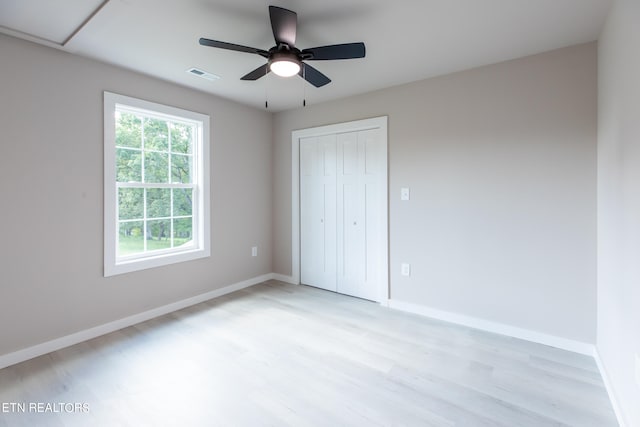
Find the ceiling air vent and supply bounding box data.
[187,68,220,81]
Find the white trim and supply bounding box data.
[388,299,595,356]
[271,273,298,285]
[0,273,275,370]
[594,348,629,427]
[291,116,389,302]
[291,129,301,284]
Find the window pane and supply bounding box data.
[171,154,192,183]
[118,188,143,220]
[173,218,193,247]
[171,123,193,154]
[147,219,171,250]
[146,188,170,218]
[144,152,168,183]
[173,188,193,216]
[118,221,143,256]
[116,148,142,182]
[116,113,141,148]
[144,118,168,151]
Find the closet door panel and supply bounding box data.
[337,132,364,297]
[301,135,338,292]
[300,137,319,288]
[319,135,337,291]
[360,129,382,301]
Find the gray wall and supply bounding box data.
[0,34,273,356]
[598,0,640,425]
[274,43,598,343]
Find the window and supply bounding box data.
[104,92,210,276]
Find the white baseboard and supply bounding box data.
[0,273,275,370]
[387,299,595,356]
[270,273,297,285]
[593,348,628,427]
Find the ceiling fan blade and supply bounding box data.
[241,64,270,81]
[302,43,366,60]
[199,38,269,58]
[269,6,297,46]
[300,63,331,87]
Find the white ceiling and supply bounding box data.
[0,0,613,112]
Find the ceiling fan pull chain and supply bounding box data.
[303,66,307,107]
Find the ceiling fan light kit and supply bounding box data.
[199,5,365,87]
[269,52,301,77]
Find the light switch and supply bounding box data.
[635,354,640,389]
[251,246,258,257]
[401,263,411,276]
[401,187,410,201]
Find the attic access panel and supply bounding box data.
[0,0,106,45]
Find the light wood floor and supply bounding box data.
[0,280,617,426]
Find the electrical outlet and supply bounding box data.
[251,246,258,257]
[635,354,640,388]
[401,263,411,276]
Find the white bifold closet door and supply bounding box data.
[300,128,382,301]
[300,134,338,292]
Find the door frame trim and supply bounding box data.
[291,116,389,303]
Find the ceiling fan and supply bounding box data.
[199,5,366,88]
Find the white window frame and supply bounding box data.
[104,92,210,277]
